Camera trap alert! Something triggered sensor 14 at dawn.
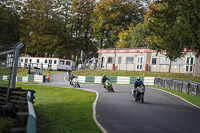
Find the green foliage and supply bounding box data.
[129,23,148,48]
[69,0,97,58]
[92,0,145,48]
[17,85,102,133]
[147,0,200,60]
[0,0,22,45]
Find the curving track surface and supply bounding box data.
[40,73,200,133]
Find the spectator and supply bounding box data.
[47,72,51,82]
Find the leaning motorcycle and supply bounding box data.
[71,78,80,88]
[104,80,114,92]
[133,86,145,103]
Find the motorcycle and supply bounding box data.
[132,86,145,103]
[104,80,114,92]
[71,77,80,88]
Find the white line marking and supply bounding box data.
[64,76,108,133]
[149,87,200,109]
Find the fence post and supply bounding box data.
[6,42,24,104]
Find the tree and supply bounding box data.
[93,0,145,48]
[147,0,200,60]
[20,0,66,57]
[0,0,23,45]
[116,24,133,48]
[69,0,97,62]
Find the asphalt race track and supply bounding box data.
[40,73,200,133]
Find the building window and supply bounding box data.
[60,60,64,65]
[126,57,134,64]
[25,59,28,62]
[45,59,47,63]
[66,61,71,65]
[172,58,184,65]
[118,57,122,64]
[151,57,157,65]
[185,56,194,72]
[54,60,57,64]
[37,59,39,63]
[159,56,170,65]
[29,59,32,63]
[107,57,114,64]
[21,59,23,62]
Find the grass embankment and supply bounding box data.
[16,85,102,133]
[17,68,64,76]
[72,69,200,83]
[147,85,200,107]
[0,117,14,133]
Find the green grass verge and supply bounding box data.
[0,117,14,133]
[16,85,102,133]
[17,68,64,76]
[72,70,200,83]
[147,85,200,107]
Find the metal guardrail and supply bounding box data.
[154,77,200,97]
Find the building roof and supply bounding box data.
[98,48,192,54]
[98,48,155,53]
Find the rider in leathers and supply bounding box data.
[132,77,145,97]
[101,75,110,88]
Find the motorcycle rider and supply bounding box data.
[69,74,75,85]
[101,75,110,88]
[132,77,145,97]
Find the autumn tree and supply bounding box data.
[93,0,145,48]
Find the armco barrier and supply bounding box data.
[144,77,155,85]
[182,81,190,94]
[164,78,174,89]
[155,77,200,97]
[0,75,43,83]
[94,76,102,83]
[197,84,200,97]
[172,80,183,92]
[26,91,36,133]
[188,83,199,96]
[77,76,154,85]
[154,77,160,86]
[117,77,130,84]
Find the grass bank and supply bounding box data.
[72,70,200,83]
[17,68,64,77]
[147,85,200,107]
[16,85,102,133]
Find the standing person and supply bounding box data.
[47,72,51,82]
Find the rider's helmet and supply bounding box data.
[136,77,140,81]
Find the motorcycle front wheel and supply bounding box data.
[140,94,144,103]
[77,83,80,88]
[110,86,114,92]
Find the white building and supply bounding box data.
[98,48,200,75]
[19,57,73,71]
